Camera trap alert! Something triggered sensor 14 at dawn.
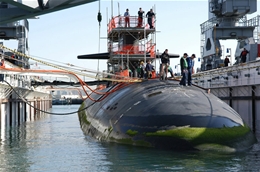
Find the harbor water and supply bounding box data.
[1,105,260,172]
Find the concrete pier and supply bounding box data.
[0,85,52,130]
[195,60,260,134]
[209,85,260,133]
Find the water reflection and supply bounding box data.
[102,142,260,171]
[0,105,259,171]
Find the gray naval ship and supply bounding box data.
[77,4,257,151]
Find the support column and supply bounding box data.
[19,102,24,124]
[0,103,4,142]
[1,103,6,129]
[252,85,256,133]
[229,87,233,107]
[40,100,42,118]
[12,101,18,126]
[3,103,10,129]
[31,101,35,122]
[26,102,30,122]
[38,100,41,118]
[17,101,20,125]
[35,100,38,120]
[6,101,12,126]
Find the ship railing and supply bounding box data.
[200,17,218,34]
[107,15,155,33]
[193,59,260,86]
[146,39,156,58]
[109,37,155,57]
[110,43,156,57]
[200,15,260,34]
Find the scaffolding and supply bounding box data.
[106,15,156,76]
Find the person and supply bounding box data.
[146,9,155,29]
[137,8,145,27]
[160,49,170,80]
[240,48,249,63]
[139,61,145,78]
[186,54,195,86]
[145,60,154,79]
[224,56,230,67]
[168,66,174,78]
[127,67,132,77]
[179,53,188,86]
[124,9,130,27]
[0,59,5,82]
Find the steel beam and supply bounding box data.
[0,0,98,24]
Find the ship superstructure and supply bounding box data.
[200,0,259,70]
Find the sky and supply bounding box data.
[1,0,260,77]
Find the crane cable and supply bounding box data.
[97,0,102,80]
[3,80,89,115]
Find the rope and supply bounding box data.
[0,45,142,103]
[3,80,91,115]
[0,45,142,83]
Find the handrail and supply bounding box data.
[107,15,155,33]
[193,60,260,78]
[200,15,260,34]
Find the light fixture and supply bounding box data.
[0,31,6,36]
[230,32,236,36]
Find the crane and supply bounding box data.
[200,0,259,71]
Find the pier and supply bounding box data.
[0,82,52,130]
[194,60,260,133]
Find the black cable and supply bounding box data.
[4,80,96,115]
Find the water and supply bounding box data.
[1,105,260,172]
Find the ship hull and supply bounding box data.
[78,80,256,151]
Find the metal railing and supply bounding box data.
[108,16,155,33]
[200,15,260,34]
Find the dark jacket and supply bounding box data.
[186,57,194,69]
[146,11,155,20]
[138,11,144,18]
[224,57,230,65]
[240,50,249,57]
[160,52,169,64]
[146,63,154,72]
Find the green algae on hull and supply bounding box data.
[78,102,90,125]
[145,126,253,145]
[126,129,139,136]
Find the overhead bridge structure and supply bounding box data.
[0,0,98,24]
[0,0,102,133]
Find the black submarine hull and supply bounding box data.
[78,80,256,151]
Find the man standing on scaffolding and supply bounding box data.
[146,9,155,29]
[124,9,130,27]
[137,8,144,27]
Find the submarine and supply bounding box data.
[77,14,256,151]
[78,79,256,151]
